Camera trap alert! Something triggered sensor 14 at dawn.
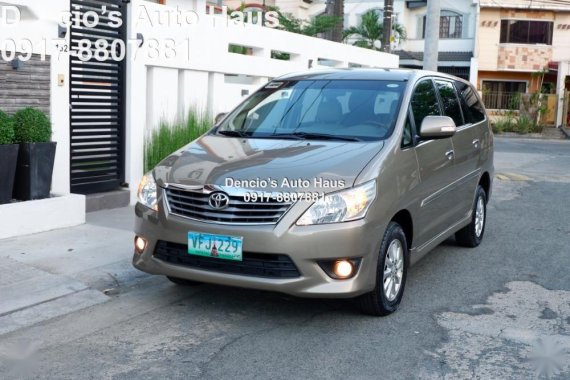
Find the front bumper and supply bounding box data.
[132,199,385,298]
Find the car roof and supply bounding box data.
[275,68,466,84]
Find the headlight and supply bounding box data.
[296,180,376,226]
[137,172,158,211]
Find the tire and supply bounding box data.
[455,185,487,248]
[166,276,201,286]
[358,222,409,316]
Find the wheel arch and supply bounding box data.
[391,209,413,250]
[479,172,491,201]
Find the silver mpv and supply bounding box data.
[133,69,493,316]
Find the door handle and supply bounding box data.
[445,150,454,160]
[472,139,480,149]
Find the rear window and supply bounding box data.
[454,81,486,124]
[217,80,405,141]
[435,80,464,127]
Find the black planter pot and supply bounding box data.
[0,144,19,204]
[13,142,57,201]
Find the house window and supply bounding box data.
[500,20,553,45]
[481,81,526,110]
[422,11,463,39]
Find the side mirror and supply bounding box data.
[419,116,456,139]
[214,112,227,125]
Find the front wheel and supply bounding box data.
[455,185,487,247]
[358,222,409,316]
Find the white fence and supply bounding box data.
[125,0,399,203]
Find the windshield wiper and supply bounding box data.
[269,132,362,142]
[217,130,248,138]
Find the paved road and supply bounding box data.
[1,137,569,379]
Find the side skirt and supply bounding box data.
[409,213,472,266]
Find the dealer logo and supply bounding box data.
[208,192,230,210]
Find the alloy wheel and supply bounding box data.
[383,239,404,301]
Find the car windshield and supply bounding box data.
[216,80,405,141]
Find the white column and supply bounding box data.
[556,61,569,128]
[207,72,226,118]
[423,0,441,71]
[50,42,70,194]
[125,1,148,204]
[469,57,479,87]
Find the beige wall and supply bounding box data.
[478,8,570,74]
[477,9,501,71]
[499,9,554,20]
[553,12,570,62]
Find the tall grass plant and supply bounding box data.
[144,110,211,173]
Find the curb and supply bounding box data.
[493,132,561,140]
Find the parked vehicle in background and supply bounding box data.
[133,69,494,316]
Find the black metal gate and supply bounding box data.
[69,0,127,194]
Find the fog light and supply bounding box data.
[134,236,147,254]
[333,260,354,279]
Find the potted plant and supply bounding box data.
[0,111,19,204]
[12,107,57,201]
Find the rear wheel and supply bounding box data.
[455,185,487,247]
[166,276,201,286]
[358,222,408,316]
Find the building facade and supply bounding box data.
[399,0,477,80]
[475,0,570,109]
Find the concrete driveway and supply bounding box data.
[1,137,569,379]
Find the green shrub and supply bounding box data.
[493,117,514,134]
[491,121,503,134]
[532,124,544,134]
[144,110,211,172]
[514,115,533,134]
[0,110,15,145]
[12,107,52,143]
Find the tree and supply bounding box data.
[324,0,344,42]
[343,9,406,50]
[269,7,341,37]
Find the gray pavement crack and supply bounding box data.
[194,306,340,378]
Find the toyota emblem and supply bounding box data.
[208,192,230,210]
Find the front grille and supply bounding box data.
[164,188,292,225]
[154,241,301,279]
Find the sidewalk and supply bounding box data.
[0,207,143,336]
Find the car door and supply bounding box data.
[434,79,482,222]
[410,78,456,247]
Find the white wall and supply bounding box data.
[126,0,399,203]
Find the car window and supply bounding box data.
[411,79,441,130]
[217,80,405,141]
[454,81,486,124]
[435,80,464,126]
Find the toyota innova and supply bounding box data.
[133,69,493,316]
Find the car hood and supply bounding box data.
[153,135,384,192]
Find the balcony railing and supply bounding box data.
[482,91,521,110]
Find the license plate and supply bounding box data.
[187,232,243,261]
